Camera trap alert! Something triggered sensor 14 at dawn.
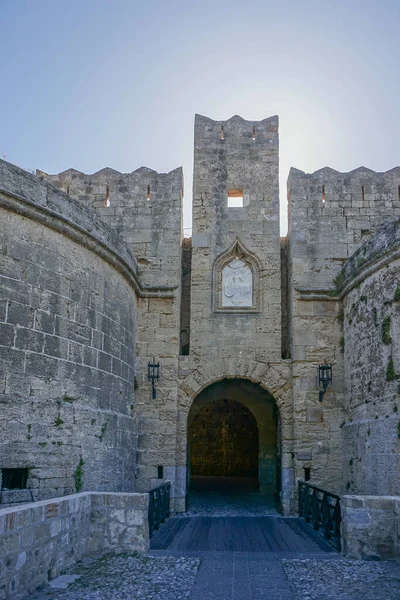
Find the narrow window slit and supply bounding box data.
[105,185,110,207]
[220,126,225,140]
[147,184,151,201]
[362,185,365,201]
[66,185,70,195]
[252,126,256,141]
[397,185,400,201]
[322,185,325,203]
[304,467,311,482]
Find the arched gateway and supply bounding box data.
[175,358,294,515]
[187,379,280,500]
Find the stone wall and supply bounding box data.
[3,115,399,522]
[341,495,400,560]
[286,167,400,497]
[0,160,138,501]
[40,166,183,289]
[189,114,281,361]
[39,166,184,497]
[287,166,400,292]
[342,220,400,496]
[0,491,149,600]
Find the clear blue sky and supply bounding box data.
[1,0,400,234]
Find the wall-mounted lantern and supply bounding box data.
[148,357,160,399]
[318,364,332,402]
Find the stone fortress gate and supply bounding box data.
[0,114,399,518]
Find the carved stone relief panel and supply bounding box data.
[213,240,261,313]
[221,259,252,307]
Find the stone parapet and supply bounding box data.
[0,491,149,599]
[341,495,400,560]
[341,218,400,294]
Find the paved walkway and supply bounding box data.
[150,516,336,554]
[187,477,279,517]
[188,552,294,600]
[26,485,400,599]
[150,513,337,600]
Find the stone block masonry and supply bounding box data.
[39,165,184,497]
[0,491,149,599]
[341,495,400,559]
[0,160,139,500]
[287,165,400,499]
[341,219,400,497]
[1,111,400,534]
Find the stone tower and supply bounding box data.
[190,114,281,359]
[174,114,294,511]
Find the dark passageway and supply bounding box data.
[187,379,280,515]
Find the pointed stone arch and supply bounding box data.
[213,239,262,312]
[176,358,295,515]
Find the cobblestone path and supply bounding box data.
[27,547,400,600]
[28,552,200,600]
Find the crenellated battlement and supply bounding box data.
[287,164,400,292]
[39,165,184,288]
[288,165,400,211]
[194,113,279,148]
[193,113,279,240]
[38,165,183,210]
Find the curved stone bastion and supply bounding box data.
[0,160,140,502]
[340,219,400,497]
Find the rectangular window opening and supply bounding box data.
[2,468,28,490]
[398,185,400,201]
[252,126,256,141]
[227,188,244,208]
[304,467,311,482]
[361,185,365,202]
[147,184,151,201]
[220,126,225,140]
[105,185,110,207]
[322,185,325,203]
[157,465,164,479]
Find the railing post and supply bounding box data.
[148,481,171,538]
[297,480,341,551]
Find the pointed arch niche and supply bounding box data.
[213,240,262,313]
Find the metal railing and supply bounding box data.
[148,481,171,537]
[298,481,341,551]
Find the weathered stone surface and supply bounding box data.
[0,161,138,501]
[0,113,399,530]
[341,223,400,497]
[341,495,400,560]
[0,491,149,599]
